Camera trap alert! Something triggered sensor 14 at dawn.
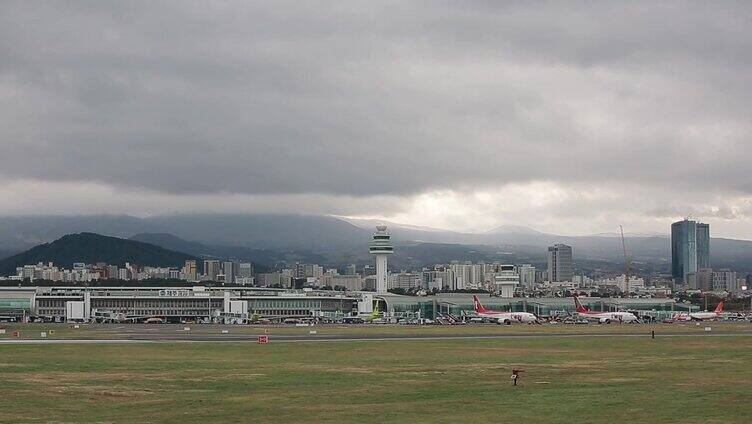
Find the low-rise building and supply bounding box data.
[3,286,361,322]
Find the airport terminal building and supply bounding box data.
[0,286,692,323]
[0,286,362,323]
[380,293,693,321]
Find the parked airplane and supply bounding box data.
[672,302,724,322]
[573,296,638,324]
[471,295,538,325]
[368,304,383,319]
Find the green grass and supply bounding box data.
[1,333,751,423]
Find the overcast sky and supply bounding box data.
[1,1,751,237]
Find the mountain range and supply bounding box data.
[0,214,751,273]
[128,233,324,272]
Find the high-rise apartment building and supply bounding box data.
[293,262,305,279]
[304,264,324,279]
[203,260,220,281]
[238,262,253,278]
[183,260,197,281]
[469,263,483,289]
[450,261,470,290]
[695,268,713,291]
[547,244,573,283]
[223,261,237,284]
[671,220,710,284]
[711,269,737,292]
[518,264,536,288]
[389,272,421,290]
[431,266,454,290]
[106,265,119,280]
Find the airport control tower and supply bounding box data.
[370,225,394,293]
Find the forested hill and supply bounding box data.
[0,232,197,275]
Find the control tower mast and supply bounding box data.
[369,225,394,293]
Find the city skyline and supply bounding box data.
[2,3,752,238]
[2,219,746,310]
[2,4,749,423]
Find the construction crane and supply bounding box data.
[619,225,631,294]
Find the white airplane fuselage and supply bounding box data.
[576,310,638,324]
[471,295,538,324]
[673,311,720,321]
[476,310,538,324]
[673,302,724,321]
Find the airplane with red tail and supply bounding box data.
[672,301,724,321]
[573,296,638,324]
[471,295,538,325]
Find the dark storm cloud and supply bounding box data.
[1,1,751,197]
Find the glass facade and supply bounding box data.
[0,299,31,313]
[547,244,573,282]
[381,297,683,319]
[696,223,710,269]
[672,220,710,284]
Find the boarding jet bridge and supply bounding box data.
[366,293,688,323]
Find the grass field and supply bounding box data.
[1,330,751,423]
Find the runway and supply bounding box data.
[2,329,751,344]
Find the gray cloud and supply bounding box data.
[1,1,751,233]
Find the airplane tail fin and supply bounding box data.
[714,301,724,314]
[472,295,486,313]
[573,296,588,313]
[370,301,381,318]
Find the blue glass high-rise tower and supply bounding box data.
[671,220,710,284]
